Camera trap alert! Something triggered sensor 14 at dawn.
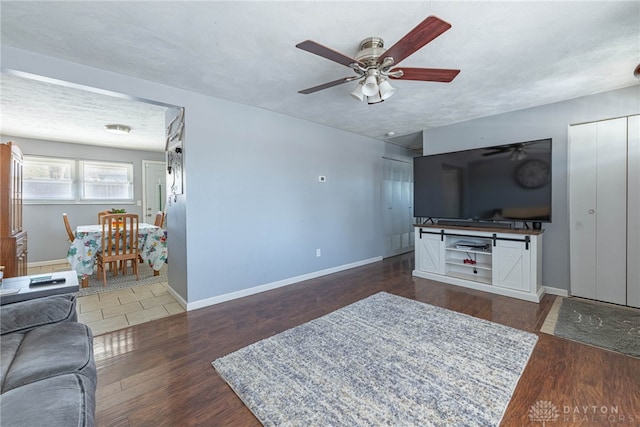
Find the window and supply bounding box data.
[80,160,133,201]
[23,156,75,201]
[24,156,134,203]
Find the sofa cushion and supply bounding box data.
[1,294,77,335]
[0,332,24,390]
[2,322,95,393]
[0,373,95,427]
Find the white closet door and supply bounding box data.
[628,115,640,308]
[595,118,627,304]
[569,118,627,305]
[569,122,599,300]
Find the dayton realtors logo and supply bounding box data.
[529,400,560,426]
[529,400,637,425]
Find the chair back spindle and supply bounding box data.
[96,213,140,286]
[154,211,165,228]
[62,213,75,242]
[97,210,111,224]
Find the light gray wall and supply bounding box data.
[2,46,402,305]
[422,85,640,290]
[0,135,165,262]
[188,102,385,300]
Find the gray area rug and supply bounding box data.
[74,264,168,296]
[541,297,640,358]
[212,292,538,426]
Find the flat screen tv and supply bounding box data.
[413,138,552,223]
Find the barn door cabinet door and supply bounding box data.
[415,230,444,274]
[492,239,531,292]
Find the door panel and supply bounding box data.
[569,118,627,305]
[493,240,530,291]
[594,118,627,305]
[143,161,166,225]
[628,115,640,308]
[417,232,443,274]
[383,158,414,258]
[569,122,598,300]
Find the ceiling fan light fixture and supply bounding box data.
[367,92,383,105]
[350,82,365,101]
[104,124,131,135]
[510,149,527,161]
[378,78,396,100]
[296,15,459,101]
[362,74,379,97]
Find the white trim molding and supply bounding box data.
[186,256,383,311]
[166,285,188,310]
[543,286,569,297]
[27,259,68,267]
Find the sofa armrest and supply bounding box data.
[1,294,77,335]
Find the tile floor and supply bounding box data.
[28,262,185,336]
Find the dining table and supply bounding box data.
[67,223,168,287]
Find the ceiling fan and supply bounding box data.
[295,15,460,104]
[482,141,546,160]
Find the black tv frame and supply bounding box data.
[413,138,552,229]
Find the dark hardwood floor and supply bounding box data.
[93,252,640,426]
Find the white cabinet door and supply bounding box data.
[569,118,627,305]
[493,239,531,291]
[415,230,444,274]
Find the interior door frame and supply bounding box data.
[382,156,415,258]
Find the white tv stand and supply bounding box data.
[413,225,544,302]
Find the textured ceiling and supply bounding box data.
[1,1,639,152]
[0,73,168,151]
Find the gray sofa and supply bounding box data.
[0,294,96,426]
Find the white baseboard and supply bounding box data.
[186,256,383,311]
[28,259,68,267]
[543,286,569,297]
[166,285,188,310]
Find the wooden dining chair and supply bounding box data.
[96,213,140,286]
[62,213,75,242]
[153,211,165,228]
[97,210,111,224]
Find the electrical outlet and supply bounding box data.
[316,248,321,257]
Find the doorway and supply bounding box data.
[382,157,415,258]
[143,160,167,225]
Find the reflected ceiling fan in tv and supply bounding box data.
[413,138,552,228]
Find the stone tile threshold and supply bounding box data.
[27,262,184,336]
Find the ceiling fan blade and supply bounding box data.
[391,67,460,82]
[482,151,506,157]
[381,16,452,66]
[296,40,361,68]
[298,77,355,94]
[482,145,514,156]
